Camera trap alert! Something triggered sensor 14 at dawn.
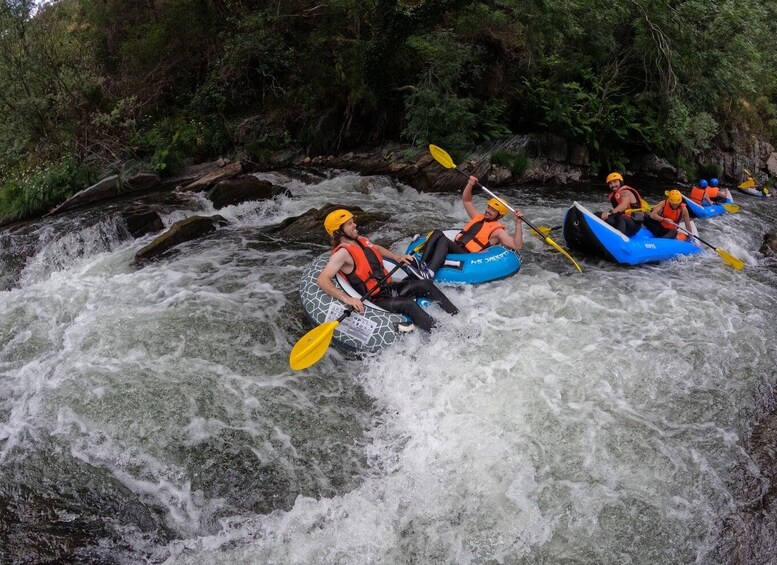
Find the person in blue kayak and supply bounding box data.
[644,190,694,240]
[689,179,713,205]
[413,175,524,279]
[706,178,732,203]
[316,209,458,332]
[598,172,646,236]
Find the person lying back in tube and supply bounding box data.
[316,209,458,332]
[412,175,524,280]
[598,172,646,236]
[643,190,694,241]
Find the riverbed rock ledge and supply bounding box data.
[47,172,160,215]
[134,215,229,264]
[760,232,777,257]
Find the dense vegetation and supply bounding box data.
[0,0,776,220]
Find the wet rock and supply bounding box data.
[767,153,777,177]
[48,172,162,216]
[120,207,164,239]
[262,204,391,246]
[159,161,219,189]
[534,133,568,162]
[179,161,242,192]
[0,450,171,564]
[568,144,589,167]
[134,214,229,264]
[487,165,513,185]
[760,232,777,257]
[206,176,290,209]
[524,158,582,184]
[640,154,677,179]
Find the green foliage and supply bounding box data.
[0,0,776,204]
[697,162,724,180]
[133,116,230,176]
[664,100,718,157]
[673,156,697,180]
[401,30,510,149]
[0,156,98,221]
[491,150,530,177]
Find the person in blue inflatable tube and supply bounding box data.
[412,174,524,279]
[316,209,458,332]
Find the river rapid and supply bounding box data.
[1,170,776,564]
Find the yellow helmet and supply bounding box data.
[324,209,353,236]
[487,198,509,216]
[606,172,623,184]
[667,190,683,205]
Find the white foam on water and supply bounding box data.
[1,173,776,563]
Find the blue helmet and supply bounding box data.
[699,179,708,188]
[710,178,719,187]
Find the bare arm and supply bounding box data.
[492,210,524,250]
[602,191,633,219]
[462,175,479,219]
[316,249,365,313]
[650,202,666,222]
[371,243,413,265]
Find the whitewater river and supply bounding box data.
[1,170,776,564]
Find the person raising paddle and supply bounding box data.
[316,209,458,332]
[415,175,524,279]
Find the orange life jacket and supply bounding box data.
[706,186,719,199]
[455,214,505,252]
[659,200,685,229]
[333,237,390,297]
[609,185,643,216]
[689,185,706,205]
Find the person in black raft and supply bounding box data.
[413,175,524,279]
[316,209,458,332]
[598,172,646,236]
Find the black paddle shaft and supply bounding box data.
[337,262,404,322]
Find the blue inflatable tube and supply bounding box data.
[562,202,703,265]
[682,194,734,218]
[404,230,521,284]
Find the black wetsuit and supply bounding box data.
[642,216,678,239]
[603,213,642,236]
[420,229,468,273]
[372,278,458,332]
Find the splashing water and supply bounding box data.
[1,173,776,563]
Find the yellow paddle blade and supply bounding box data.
[410,230,434,253]
[722,203,740,213]
[428,144,456,169]
[289,320,340,371]
[715,248,745,270]
[544,236,583,273]
[532,226,554,237]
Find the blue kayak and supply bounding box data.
[682,194,734,218]
[562,202,703,265]
[404,229,521,284]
